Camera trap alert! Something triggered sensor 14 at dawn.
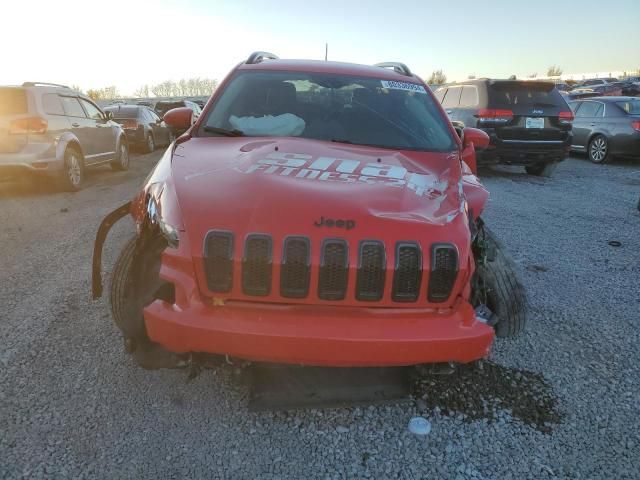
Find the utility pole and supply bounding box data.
[325,43,328,61]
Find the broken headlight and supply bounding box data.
[146,184,180,248]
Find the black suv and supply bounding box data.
[435,79,574,176]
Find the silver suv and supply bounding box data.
[0,82,129,191]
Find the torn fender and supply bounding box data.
[91,202,132,299]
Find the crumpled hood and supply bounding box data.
[171,136,465,241]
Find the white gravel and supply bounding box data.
[1,154,639,479]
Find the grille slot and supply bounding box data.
[318,239,349,300]
[356,241,386,301]
[280,236,311,298]
[428,244,458,302]
[242,234,273,296]
[203,230,234,292]
[392,242,422,302]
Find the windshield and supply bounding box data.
[488,82,565,107]
[616,100,640,115]
[104,107,139,118]
[200,71,455,152]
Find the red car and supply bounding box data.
[92,52,526,370]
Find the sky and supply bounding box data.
[2,0,639,95]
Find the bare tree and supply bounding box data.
[85,86,120,100]
[547,65,563,77]
[467,75,476,80]
[144,78,219,98]
[528,73,538,79]
[86,89,101,101]
[427,70,447,85]
[134,84,150,97]
[151,81,174,97]
[102,86,120,99]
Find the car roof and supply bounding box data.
[572,96,636,102]
[104,105,140,114]
[235,59,423,82]
[2,84,82,95]
[440,78,556,88]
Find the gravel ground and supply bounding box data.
[1,154,639,479]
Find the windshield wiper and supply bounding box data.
[330,138,354,144]
[203,126,244,137]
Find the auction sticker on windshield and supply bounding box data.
[381,80,427,94]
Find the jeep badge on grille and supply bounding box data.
[314,216,356,230]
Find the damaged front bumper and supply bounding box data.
[144,297,494,367]
[93,202,494,369]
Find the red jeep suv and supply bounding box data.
[93,52,526,370]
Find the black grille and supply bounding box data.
[356,241,385,301]
[318,239,348,300]
[280,237,311,298]
[392,242,422,302]
[242,234,272,296]
[428,244,458,302]
[204,231,234,292]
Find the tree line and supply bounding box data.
[426,66,569,85]
[83,78,219,101]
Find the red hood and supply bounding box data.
[172,137,465,230]
[168,136,472,307]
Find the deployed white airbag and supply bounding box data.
[229,114,305,137]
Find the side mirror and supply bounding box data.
[163,107,193,136]
[460,127,490,175]
[104,111,114,120]
[462,127,490,151]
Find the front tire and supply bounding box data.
[588,135,609,164]
[525,162,558,177]
[111,141,130,171]
[472,226,527,338]
[60,147,85,191]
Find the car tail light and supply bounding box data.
[558,111,574,124]
[9,117,48,135]
[476,109,513,123]
[631,120,640,132]
[120,119,139,129]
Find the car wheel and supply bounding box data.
[144,133,155,153]
[111,141,130,171]
[110,234,185,369]
[472,225,527,338]
[60,147,85,191]
[525,162,558,177]
[588,135,609,164]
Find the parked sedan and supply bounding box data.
[571,83,622,97]
[568,97,640,163]
[104,105,172,152]
[611,81,640,96]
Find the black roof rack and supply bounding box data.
[374,62,413,77]
[22,82,71,89]
[246,51,279,65]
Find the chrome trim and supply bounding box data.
[500,140,564,144]
[84,151,115,158]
